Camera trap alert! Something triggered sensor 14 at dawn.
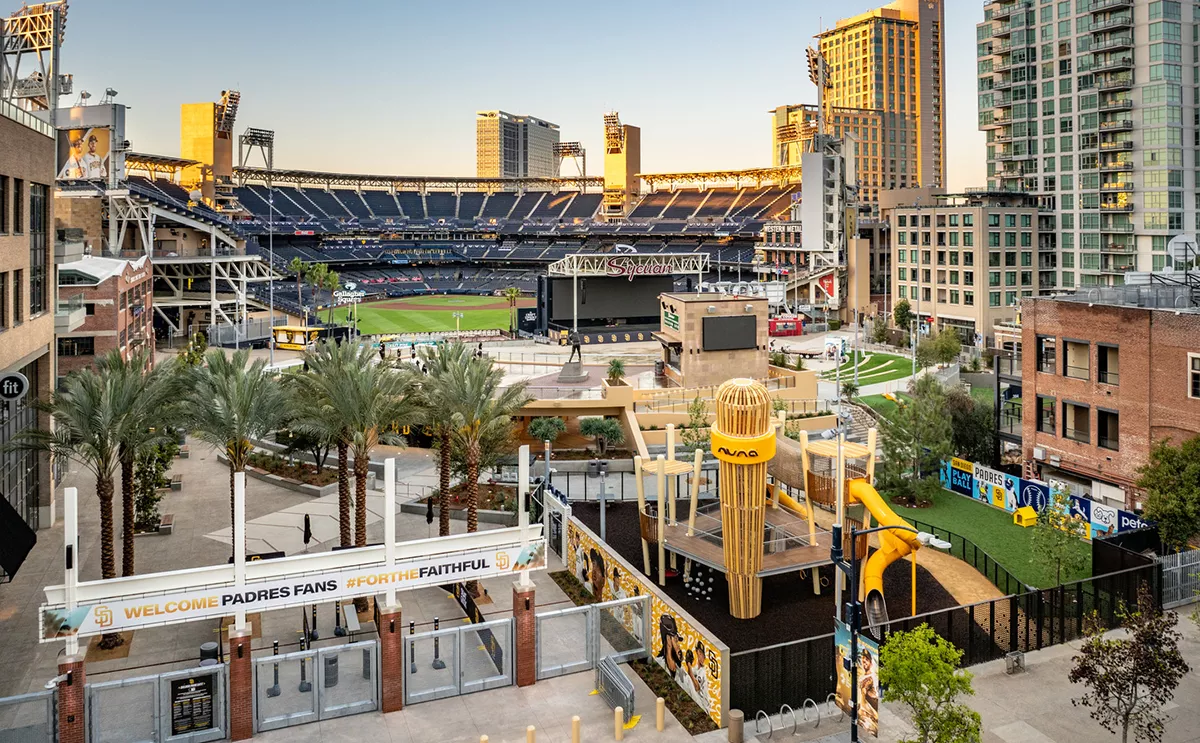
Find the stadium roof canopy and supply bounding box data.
[234,165,603,193]
[636,164,803,190]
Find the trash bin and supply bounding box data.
[1005,651,1025,675]
[324,655,339,687]
[587,459,600,478]
[367,472,377,491]
[654,360,665,376]
[598,460,609,478]
[200,642,219,662]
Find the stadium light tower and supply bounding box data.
[552,142,586,187]
[239,127,277,363]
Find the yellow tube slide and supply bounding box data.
[847,478,922,626]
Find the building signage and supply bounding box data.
[40,541,546,640]
[605,256,674,282]
[334,281,367,304]
[170,674,216,734]
[973,464,1010,510]
[663,311,680,331]
[0,372,29,402]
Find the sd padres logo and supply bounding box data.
[495,552,510,570]
[95,606,114,628]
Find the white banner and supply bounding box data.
[40,541,545,641]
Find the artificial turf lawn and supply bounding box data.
[821,351,912,386]
[860,393,909,417]
[884,487,1092,589]
[331,297,512,335]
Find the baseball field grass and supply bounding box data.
[330,295,532,335]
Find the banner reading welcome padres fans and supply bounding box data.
[40,541,545,641]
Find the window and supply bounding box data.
[1063,401,1090,443]
[1189,354,1200,399]
[0,272,6,329]
[0,176,6,234]
[12,178,22,234]
[12,269,21,324]
[1037,396,1056,434]
[57,337,96,357]
[28,183,46,316]
[1098,409,1120,451]
[1037,335,1056,373]
[1064,340,1090,380]
[1098,344,1119,385]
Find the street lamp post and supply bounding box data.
[830,522,951,742]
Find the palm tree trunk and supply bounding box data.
[353,452,370,613]
[229,463,236,559]
[337,441,350,547]
[97,473,124,650]
[120,448,136,577]
[465,442,481,596]
[296,277,303,315]
[438,430,451,537]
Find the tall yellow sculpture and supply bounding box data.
[710,378,776,619]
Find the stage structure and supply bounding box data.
[1,0,71,118]
[546,252,709,332]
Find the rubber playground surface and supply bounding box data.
[331,294,535,335]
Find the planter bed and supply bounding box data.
[217,452,339,498]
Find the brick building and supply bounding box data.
[56,256,153,379]
[1019,288,1200,510]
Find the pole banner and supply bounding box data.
[40,541,545,641]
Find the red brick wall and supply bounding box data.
[378,605,403,712]
[1021,299,1200,505]
[513,582,536,687]
[228,627,253,741]
[57,262,154,377]
[56,656,85,743]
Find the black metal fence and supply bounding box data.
[729,563,1161,717]
[551,467,721,502]
[908,518,1032,596]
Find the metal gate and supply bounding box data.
[403,618,514,705]
[536,596,649,680]
[0,690,55,743]
[254,640,378,732]
[88,665,226,743]
[1161,550,1200,608]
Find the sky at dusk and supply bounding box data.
[59,0,987,189]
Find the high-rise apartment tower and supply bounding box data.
[476,111,561,179]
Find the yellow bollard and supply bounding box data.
[526,725,536,743]
[615,706,625,740]
[656,697,665,731]
[571,715,581,743]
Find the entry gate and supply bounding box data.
[536,596,649,680]
[0,690,55,743]
[403,618,514,705]
[87,665,227,743]
[253,640,378,733]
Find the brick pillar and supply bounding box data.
[513,581,536,687]
[378,604,404,713]
[56,655,86,743]
[228,625,254,741]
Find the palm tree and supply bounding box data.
[324,269,341,325]
[416,342,474,536]
[97,348,178,577]
[7,369,124,647]
[288,257,308,314]
[289,340,360,548]
[307,263,328,324]
[503,286,522,335]
[181,349,290,542]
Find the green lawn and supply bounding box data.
[860,392,909,417]
[331,298,512,335]
[822,351,913,387]
[884,487,1092,589]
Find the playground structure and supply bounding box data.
[630,378,925,624]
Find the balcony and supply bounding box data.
[991,2,1014,22]
[1097,74,1133,92]
[1092,55,1133,73]
[994,23,1013,37]
[1092,15,1133,33]
[1100,202,1134,212]
[1099,119,1133,132]
[1101,223,1135,233]
[1100,180,1133,192]
[1091,0,1132,10]
[55,294,86,334]
[1100,263,1136,273]
[1099,98,1133,111]
[1100,242,1136,253]
[993,77,1015,91]
[1099,158,1133,172]
[1099,140,1132,151]
[1092,36,1133,52]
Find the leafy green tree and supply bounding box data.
[945,386,995,464]
[879,623,982,743]
[840,380,860,402]
[1069,584,1190,743]
[580,417,625,457]
[98,348,178,576]
[934,329,961,367]
[288,256,308,313]
[417,341,475,536]
[1136,436,1200,552]
[893,298,914,331]
[528,417,566,445]
[177,332,207,367]
[915,337,939,370]
[181,349,290,542]
[871,317,890,344]
[1031,488,1090,586]
[606,358,626,385]
[878,376,952,505]
[324,269,341,324]
[133,442,179,533]
[680,395,710,452]
[7,369,125,648]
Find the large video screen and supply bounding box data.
[702,315,757,351]
[549,276,673,323]
[57,127,110,181]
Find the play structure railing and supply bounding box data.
[906,518,1033,597]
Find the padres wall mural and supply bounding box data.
[567,519,727,725]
